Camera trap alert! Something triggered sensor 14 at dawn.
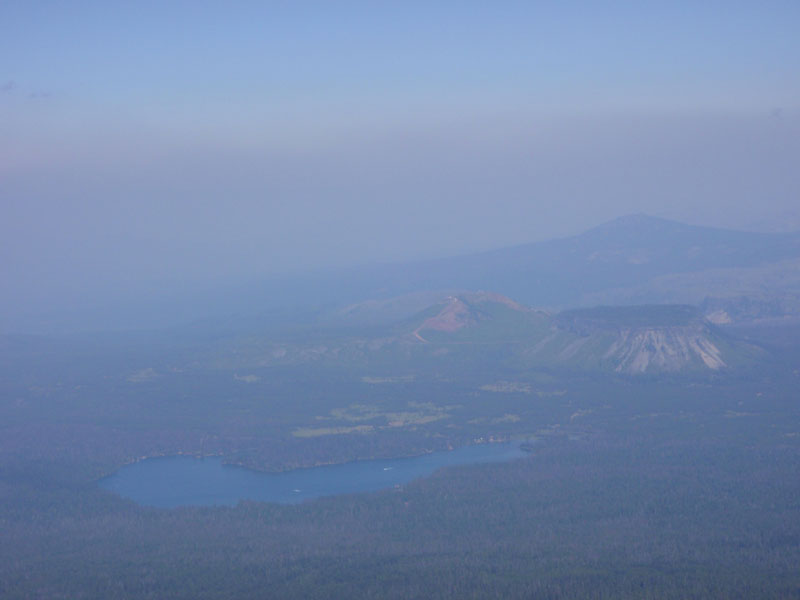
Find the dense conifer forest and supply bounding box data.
[1,328,799,598]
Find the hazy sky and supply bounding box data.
[2,1,800,326]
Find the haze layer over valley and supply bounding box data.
[3,2,800,598]
[6,214,800,334]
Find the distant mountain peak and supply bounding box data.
[587,213,689,236]
[414,292,529,339]
[605,213,666,225]
[416,296,476,334]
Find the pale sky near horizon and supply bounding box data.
[2,1,800,323]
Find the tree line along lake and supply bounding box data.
[99,441,528,508]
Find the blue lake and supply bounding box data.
[99,442,527,508]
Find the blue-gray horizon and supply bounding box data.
[2,2,800,330]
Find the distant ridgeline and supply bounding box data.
[11,214,800,334]
[555,305,701,331]
[212,293,765,376]
[550,305,753,374]
[276,214,800,321]
[217,215,800,335]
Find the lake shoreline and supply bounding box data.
[99,439,531,508]
[97,435,537,481]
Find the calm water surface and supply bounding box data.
[100,443,527,508]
